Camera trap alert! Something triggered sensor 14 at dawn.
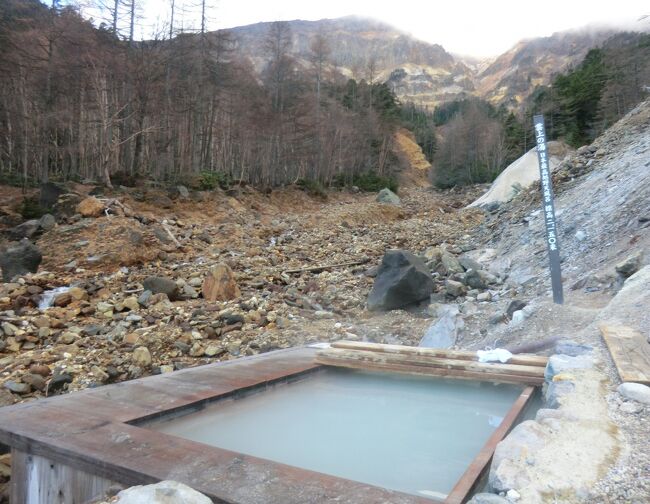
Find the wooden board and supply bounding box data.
[316,347,546,386]
[600,324,650,384]
[319,348,545,378]
[331,340,548,367]
[315,355,545,386]
[11,449,119,504]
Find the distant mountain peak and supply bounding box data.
[220,16,646,109]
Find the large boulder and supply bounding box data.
[489,420,547,492]
[445,279,467,298]
[176,185,190,199]
[39,182,65,208]
[468,141,567,208]
[419,304,464,348]
[39,213,56,231]
[544,354,594,382]
[142,276,180,301]
[202,263,240,302]
[459,255,482,272]
[0,240,42,281]
[76,196,105,218]
[464,269,487,289]
[8,219,41,240]
[615,252,642,278]
[376,188,400,205]
[367,250,434,311]
[463,268,499,290]
[114,480,212,504]
[617,382,650,405]
[53,193,83,218]
[437,251,464,276]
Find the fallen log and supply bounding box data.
[283,258,370,275]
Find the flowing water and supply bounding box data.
[37,286,70,311]
[150,369,523,500]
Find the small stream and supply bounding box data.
[38,286,70,311]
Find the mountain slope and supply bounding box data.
[474,29,617,107]
[218,17,649,109]
[224,16,475,107]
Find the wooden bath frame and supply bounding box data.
[0,346,535,504]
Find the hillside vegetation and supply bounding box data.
[0,2,406,190]
[529,32,650,147]
[1,2,648,194]
[431,31,650,187]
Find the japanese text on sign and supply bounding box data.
[533,115,563,304]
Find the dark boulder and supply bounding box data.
[459,255,482,272]
[464,269,488,289]
[0,240,43,281]
[39,213,56,231]
[506,299,527,318]
[8,219,41,240]
[53,193,83,218]
[39,182,65,208]
[143,276,180,301]
[367,250,434,311]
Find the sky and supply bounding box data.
[100,0,649,57]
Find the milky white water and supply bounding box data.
[150,370,523,500]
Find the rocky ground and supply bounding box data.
[1,100,649,502]
[0,184,487,405]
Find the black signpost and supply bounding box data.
[533,115,564,305]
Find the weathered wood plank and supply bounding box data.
[600,324,650,384]
[317,348,546,379]
[315,355,544,386]
[11,449,118,504]
[330,341,548,367]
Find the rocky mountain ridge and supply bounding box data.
[220,16,650,108]
[225,16,475,107]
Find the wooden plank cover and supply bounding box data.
[600,324,650,384]
[315,355,545,386]
[331,340,549,367]
[316,347,546,386]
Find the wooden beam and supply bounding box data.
[315,356,544,386]
[318,348,545,378]
[330,341,548,367]
[600,324,650,384]
[315,350,545,386]
[282,258,370,275]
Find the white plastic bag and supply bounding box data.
[476,348,513,363]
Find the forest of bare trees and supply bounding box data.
[433,100,507,188]
[0,0,399,190]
